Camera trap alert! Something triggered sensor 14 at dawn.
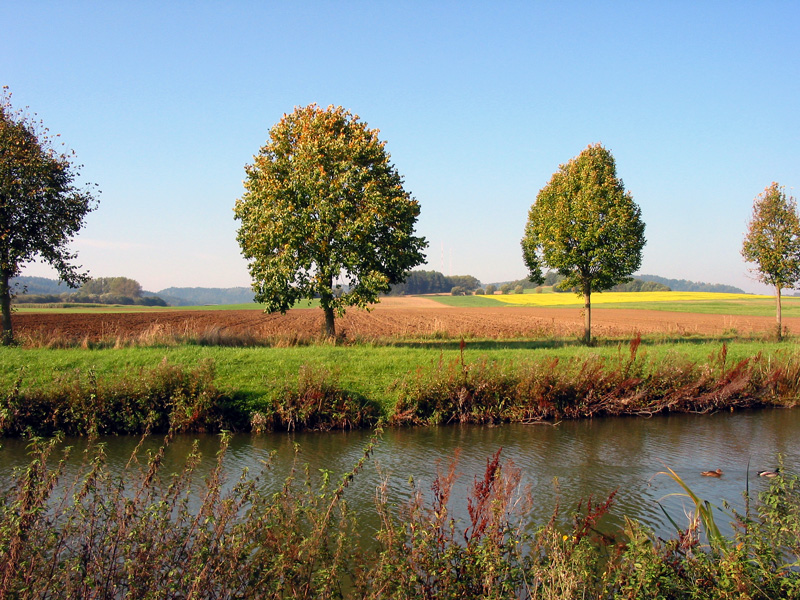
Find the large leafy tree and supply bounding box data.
[234,104,427,337]
[0,88,98,345]
[741,182,800,340]
[521,144,645,344]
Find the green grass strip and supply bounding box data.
[2,338,797,414]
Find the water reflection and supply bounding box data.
[1,409,798,539]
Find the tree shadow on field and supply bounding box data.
[385,334,750,352]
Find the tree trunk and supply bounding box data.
[318,272,337,338]
[776,284,783,341]
[319,280,337,338]
[322,304,336,338]
[582,282,592,345]
[0,269,13,346]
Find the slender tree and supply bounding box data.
[234,104,427,337]
[522,144,645,344]
[741,182,800,340]
[0,88,98,345]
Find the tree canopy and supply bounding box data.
[521,144,645,343]
[80,276,142,298]
[0,88,98,344]
[234,104,427,337]
[741,182,800,339]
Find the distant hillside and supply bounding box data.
[157,287,255,306]
[10,276,78,295]
[637,274,745,294]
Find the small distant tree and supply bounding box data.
[500,283,512,295]
[474,288,485,295]
[514,285,524,294]
[484,284,496,295]
[80,276,142,299]
[447,274,481,292]
[234,105,427,337]
[742,182,800,340]
[543,271,564,287]
[450,286,466,296]
[0,88,99,345]
[522,144,645,344]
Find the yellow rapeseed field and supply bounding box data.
[492,291,771,307]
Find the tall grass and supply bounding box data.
[391,340,800,425]
[0,359,237,436]
[0,432,372,599]
[1,435,798,599]
[17,324,319,349]
[252,364,380,432]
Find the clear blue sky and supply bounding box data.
[5,1,799,293]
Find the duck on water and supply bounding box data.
[701,469,723,477]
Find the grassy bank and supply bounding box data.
[1,434,798,598]
[1,337,799,436]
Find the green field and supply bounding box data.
[17,290,800,319]
[429,289,800,318]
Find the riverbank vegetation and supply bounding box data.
[2,337,799,436]
[1,433,798,598]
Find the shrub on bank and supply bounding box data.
[0,359,236,436]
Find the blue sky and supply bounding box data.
[5,1,799,293]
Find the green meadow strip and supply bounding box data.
[1,338,799,436]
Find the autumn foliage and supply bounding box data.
[522,144,645,344]
[234,105,426,337]
[742,182,800,339]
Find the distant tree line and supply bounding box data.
[486,272,671,294]
[388,270,482,295]
[610,279,671,292]
[12,276,166,306]
[552,274,669,293]
[636,274,744,294]
[485,274,560,294]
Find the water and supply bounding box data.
[2,408,798,538]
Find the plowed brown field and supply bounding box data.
[12,296,798,343]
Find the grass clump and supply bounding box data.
[252,364,381,432]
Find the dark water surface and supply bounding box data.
[2,409,798,538]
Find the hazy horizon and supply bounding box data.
[6,2,798,295]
